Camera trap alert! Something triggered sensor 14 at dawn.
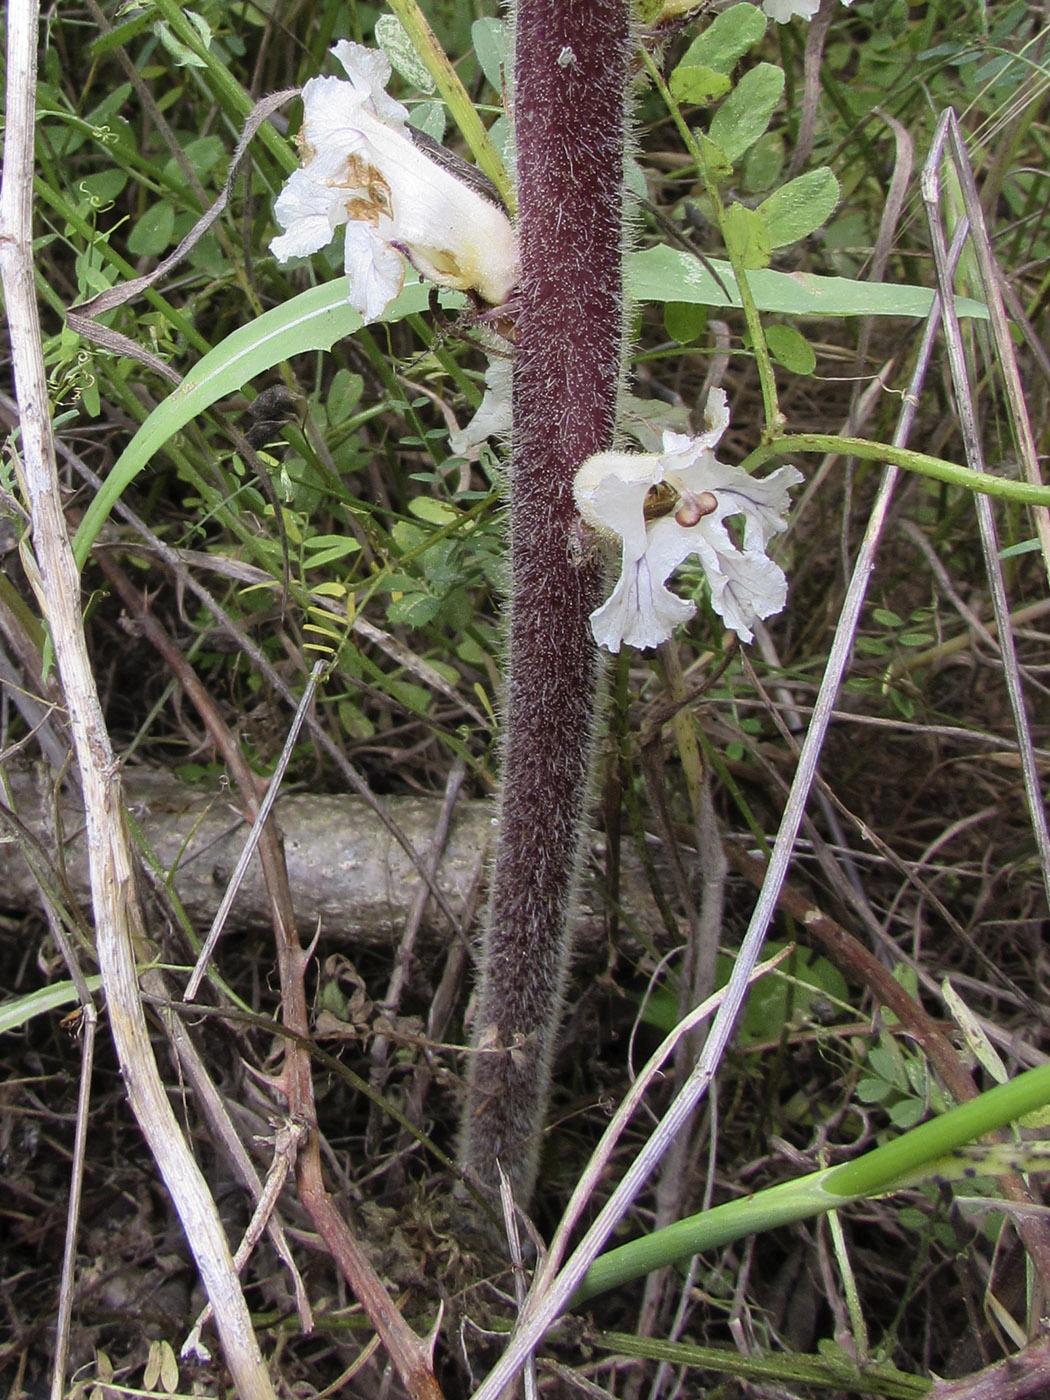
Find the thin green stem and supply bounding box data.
[640,46,783,437]
[745,433,1050,506]
[571,1061,1050,1307]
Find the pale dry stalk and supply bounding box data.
[0,3,276,1394]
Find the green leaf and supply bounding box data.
[669,64,732,105]
[856,1076,892,1103]
[409,101,446,141]
[723,202,771,270]
[162,135,226,186]
[890,1099,927,1129]
[375,13,436,93]
[127,201,175,257]
[387,589,441,627]
[76,169,129,208]
[326,370,364,426]
[764,323,815,374]
[709,63,784,163]
[408,497,461,525]
[472,16,508,92]
[869,1041,909,1090]
[302,536,362,569]
[758,167,840,248]
[678,3,768,74]
[696,132,733,184]
[72,279,446,571]
[154,14,210,67]
[742,131,786,193]
[664,301,708,344]
[160,1339,179,1394]
[626,244,991,320]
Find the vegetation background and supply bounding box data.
[2,0,1050,1397]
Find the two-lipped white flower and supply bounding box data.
[270,41,519,321]
[762,0,853,21]
[573,389,802,652]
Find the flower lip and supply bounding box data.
[270,41,519,322]
[573,388,803,651]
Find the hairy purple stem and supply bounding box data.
[461,0,631,1205]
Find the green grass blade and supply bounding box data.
[72,279,439,570]
[594,1333,929,1398]
[0,977,104,1036]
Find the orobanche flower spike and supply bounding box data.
[573,389,803,652]
[271,41,519,322]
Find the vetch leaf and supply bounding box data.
[696,132,733,184]
[764,323,816,374]
[942,978,1009,1084]
[146,1338,164,1394]
[154,14,210,67]
[709,63,784,163]
[664,301,707,344]
[375,13,435,92]
[408,497,461,526]
[669,64,732,105]
[302,535,362,569]
[159,1340,179,1393]
[679,3,767,74]
[472,17,508,92]
[409,100,446,141]
[758,167,840,248]
[742,131,786,193]
[724,202,771,270]
[127,202,175,257]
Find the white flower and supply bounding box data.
[271,41,519,321]
[573,389,802,651]
[763,0,853,20]
[448,356,512,459]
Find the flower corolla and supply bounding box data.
[762,0,853,21]
[270,41,519,322]
[448,356,513,459]
[573,389,802,652]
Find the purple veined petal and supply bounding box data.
[589,549,696,653]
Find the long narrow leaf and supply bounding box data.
[628,243,991,319]
[72,280,435,568]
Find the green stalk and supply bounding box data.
[571,1061,1050,1307]
[641,46,783,438]
[382,0,515,211]
[742,433,1050,506]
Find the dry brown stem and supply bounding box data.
[99,554,446,1399]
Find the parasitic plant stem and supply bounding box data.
[460,0,632,1205]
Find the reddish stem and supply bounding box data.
[461,0,631,1204]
